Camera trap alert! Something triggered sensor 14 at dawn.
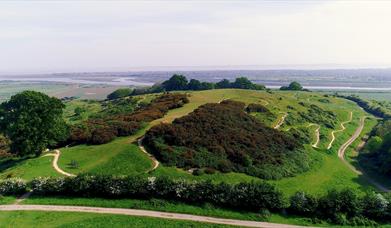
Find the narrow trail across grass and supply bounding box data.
[327,112,353,150]
[0,204,307,228]
[43,150,75,177]
[308,124,320,148]
[274,113,288,129]
[138,137,159,172]
[338,116,390,192]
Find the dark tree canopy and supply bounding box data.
[0,91,68,157]
[215,79,231,89]
[280,81,303,91]
[187,79,202,90]
[232,77,254,89]
[128,75,265,96]
[162,74,189,91]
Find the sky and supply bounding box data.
[1,1,391,74]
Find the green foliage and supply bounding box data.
[144,100,309,179]
[215,79,231,89]
[162,74,189,91]
[360,120,391,176]
[289,192,318,216]
[232,77,262,90]
[133,75,265,96]
[339,94,391,118]
[285,104,336,128]
[187,79,202,90]
[0,134,10,157]
[107,88,133,100]
[0,178,27,195]
[74,107,86,116]
[69,93,188,145]
[280,81,303,91]
[30,175,285,212]
[0,91,68,156]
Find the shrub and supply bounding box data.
[144,100,308,179]
[317,189,362,223]
[289,191,318,216]
[0,178,27,195]
[29,175,284,212]
[67,93,188,145]
[362,192,389,220]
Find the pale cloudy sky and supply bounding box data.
[1,1,391,74]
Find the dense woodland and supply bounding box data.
[144,100,309,179]
[360,120,391,176]
[68,93,189,145]
[107,74,266,99]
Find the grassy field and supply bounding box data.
[0,155,60,180]
[0,211,235,228]
[0,89,378,194]
[22,196,322,226]
[58,137,152,176]
[0,82,70,103]
[0,196,15,205]
[0,88,386,227]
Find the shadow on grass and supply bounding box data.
[353,155,391,191]
[0,156,31,174]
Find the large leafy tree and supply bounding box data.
[0,91,68,157]
[162,74,188,91]
[232,77,254,89]
[280,81,303,91]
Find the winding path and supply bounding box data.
[0,204,307,228]
[138,137,159,172]
[308,124,320,148]
[43,150,75,177]
[327,112,352,150]
[274,113,288,129]
[337,116,390,192]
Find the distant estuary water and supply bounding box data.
[0,76,154,86]
[2,71,391,91]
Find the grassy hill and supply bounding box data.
[0,89,377,195]
[144,100,309,179]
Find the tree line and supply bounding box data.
[338,95,391,119]
[359,119,391,177]
[107,75,266,100]
[1,175,391,226]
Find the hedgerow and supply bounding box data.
[2,175,391,225]
[30,175,284,212]
[0,178,27,195]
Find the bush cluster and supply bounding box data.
[3,175,391,225]
[30,175,284,212]
[289,189,391,225]
[359,120,391,176]
[68,93,188,145]
[0,178,27,195]
[144,100,309,179]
